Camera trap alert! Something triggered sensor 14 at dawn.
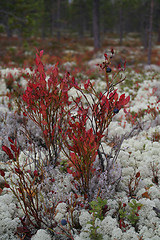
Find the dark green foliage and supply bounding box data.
[87,197,107,240]
[0,0,42,38]
[0,0,159,44]
[89,197,107,220]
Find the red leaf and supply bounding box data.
[2,145,14,159]
[124,95,130,105]
[49,178,55,182]
[34,170,38,177]
[0,169,5,177]
[4,182,10,188]
[36,53,41,65]
[109,90,118,101]
[15,168,22,174]
[37,62,44,74]
[55,61,59,68]
[135,172,140,178]
[123,108,128,114]
[53,66,59,78]
[40,50,44,58]
[84,79,90,90]
[72,171,80,178]
[104,53,108,60]
[43,129,48,136]
[119,94,125,102]
[8,137,14,144]
[119,219,122,229]
[10,144,17,153]
[41,120,48,125]
[74,193,78,199]
[111,48,114,54]
[118,63,121,70]
[67,168,72,174]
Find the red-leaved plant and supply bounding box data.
[58,50,129,200]
[1,49,130,237]
[2,49,130,200]
[63,113,99,197]
[1,138,75,239]
[21,50,75,166]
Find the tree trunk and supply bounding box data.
[93,0,100,50]
[78,0,85,39]
[3,14,12,38]
[6,24,12,38]
[157,25,160,43]
[57,0,61,41]
[148,0,154,65]
[51,0,56,36]
[41,17,46,39]
[119,6,123,45]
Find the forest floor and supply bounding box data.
[0,33,160,69]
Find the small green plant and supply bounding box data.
[118,199,143,232]
[128,199,143,227]
[89,197,107,220]
[87,197,108,240]
[88,220,103,240]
